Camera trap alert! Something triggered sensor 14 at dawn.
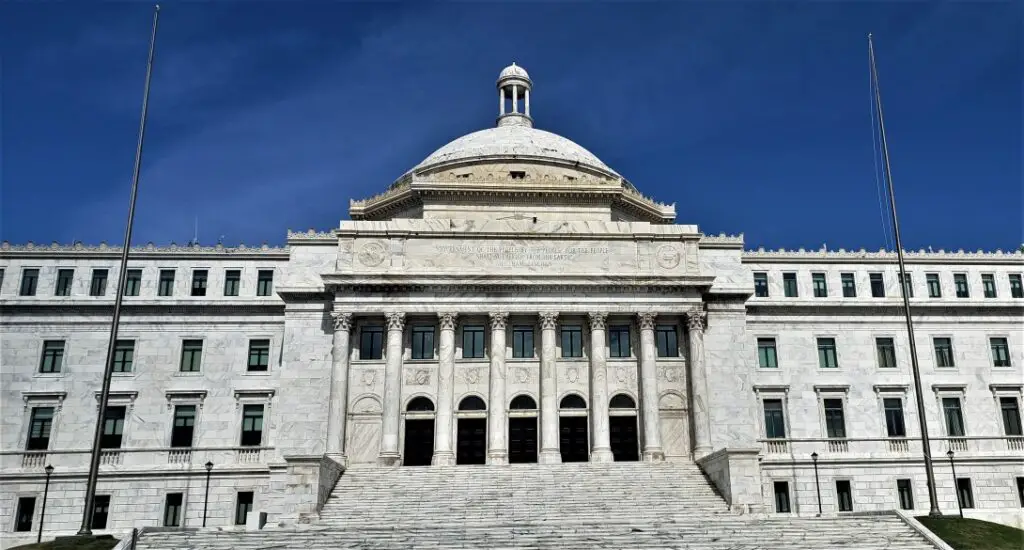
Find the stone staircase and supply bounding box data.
[136,461,939,549]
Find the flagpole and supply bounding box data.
[78,4,161,536]
[868,33,941,517]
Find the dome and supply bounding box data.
[498,63,529,80]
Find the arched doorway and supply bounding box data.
[508,395,538,464]
[559,394,589,463]
[456,396,487,465]
[609,394,639,462]
[403,397,435,466]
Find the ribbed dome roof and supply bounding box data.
[498,63,529,80]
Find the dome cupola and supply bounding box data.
[496,62,532,128]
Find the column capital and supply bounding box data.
[637,312,657,331]
[588,312,608,330]
[686,308,707,333]
[385,312,405,332]
[330,311,352,332]
[489,311,509,330]
[539,311,559,330]
[438,312,458,331]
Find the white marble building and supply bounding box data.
[2,64,1022,544]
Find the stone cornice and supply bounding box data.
[286,229,337,244]
[699,234,745,249]
[0,241,288,259]
[747,303,1024,317]
[0,302,285,316]
[742,248,1024,265]
[321,273,715,289]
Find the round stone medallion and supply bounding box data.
[357,241,387,267]
[656,245,681,269]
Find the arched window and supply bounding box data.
[509,395,537,410]
[609,394,636,409]
[458,395,486,411]
[406,397,435,412]
[559,394,587,409]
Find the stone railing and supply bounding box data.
[758,436,1024,460]
[3,446,275,472]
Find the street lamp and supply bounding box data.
[947,450,962,518]
[811,452,822,516]
[38,464,54,543]
[203,461,213,527]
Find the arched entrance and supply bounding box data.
[508,395,538,464]
[609,394,639,462]
[456,396,487,465]
[559,394,589,462]
[403,397,435,466]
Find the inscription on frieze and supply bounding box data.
[433,244,610,269]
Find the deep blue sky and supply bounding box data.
[2,2,1020,250]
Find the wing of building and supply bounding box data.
[2,63,1023,544]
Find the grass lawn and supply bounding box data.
[8,535,119,550]
[917,516,1024,550]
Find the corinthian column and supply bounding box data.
[687,308,712,458]
[538,311,561,464]
[588,312,613,462]
[378,312,405,465]
[638,312,664,461]
[326,311,352,462]
[433,312,458,466]
[487,312,509,464]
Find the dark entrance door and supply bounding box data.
[403,419,434,466]
[508,417,538,464]
[609,415,639,461]
[559,416,589,462]
[456,418,486,464]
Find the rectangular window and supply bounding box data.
[512,326,534,358]
[15,497,35,532]
[247,339,270,371]
[462,325,485,359]
[870,273,885,297]
[0,268,4,291]
[171,405,196,447]
[26,407,54,450]
[956,478,974,509]
[257,270,274,296]
[926,273,941,298]
[20,268,39,296]
[836,480,853,512]
[883,397,906,437]
[783,273,797,297]
[180,340,203,372]
[817,337,838,369]
[954,274,969,298]
[656,325,678,357]
[773,481,791,513]
[91,495,111,530]
[763,399,786,438]
[757,338,778,368]
[812,273,827,297]
[609,325,631,358]
[823,398,846,438]
[191,269,208,296]
[90,269,108,296]
[113,339,134,373]
[101,406,126,449]
[991,337,1011,367]
[1000,397,1022,437]
[754,272,769,297]
[158,269,175,296]
[876,337,897,369]
[241,404,264,446]
[982,274,997,298]
[1017,477,1024,507]
[122,269,141,297]
[39,340,65,373]
[235,491,254,525]
[55,268,74,296]
[897,479,914,510]
[841,273,856,297]
[1011,274,1024,299]
[943,397,965,437]
[224,269,241,296]
[360,327,383,360]
[163,493,183,527]
[560,326,583,358]
[899,273,913,298]
[933,337,955,368]
[411,326,434,360]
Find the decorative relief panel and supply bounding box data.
[357,240,387,267]
[456,367,486,385]
[613,366,637,386]
[355,369,378,389]
[404,368,433,386]
[508,366,537,384]
[658,366,683,384]
[561,365,585,385]
[655,244,681,270]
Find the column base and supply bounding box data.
[325,453,348,469]
[431,451,456,466]
[487,451,508,465]
[591,449,614,463]
[538,449,562,464]
[642,449,665,462]
[377,453,401,466]
[692,446,712,460]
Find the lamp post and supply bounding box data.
[38,464,54,543]
[203,461,213,527]
[811,452,822,516]
[947,450,962,518]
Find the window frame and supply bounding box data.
[1010,274,1024,299]
[875,337,897,369]
[163,493,184,527]
[655,324,679,358]
[940,395,967,437]
[822,397,847,439]
[91,494,111,530]
[608,324,631,358]
[90,268,109,296]
[762,398,787,439]
[123,268,142,297]
[246,338,271,372]
[14,496,36,532]
[410,325,435,360]
[240,403,265,447]
[560,325,583,358]
[20,268,39,296]
[990,337,1011,367]
[26,406,55,451]
[898,272,913,298]
[359,326,384,360]
[55,268,74,296]
[840,272,856,298]
[39,340,66,374]
[170,404,198,448]
[256,269,274,297]
[812,272,827,298]
[462,325,485,359]
[757,337,778,369]
[896,479,914,511]
[782,272,798,298]
[882,396,907,437]
[835,479,854,512]
[998,396,1023,437]
[235,491,255,525]
[190,269,209,297]
[753,272,769,297]
[224,269,241,297]
[772,481,792,513]
[869,272,885,298]
[179,339,204,373]
[926,273,941,298]
[100,405,127,450]
[511,325,534,359]
[112,339,135,373]
[953,273,969,298]
[982,273,997,298]
[158,269,176,297]
[956,478,974,509]
[816,337,839,369]
[933,337,955,368]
